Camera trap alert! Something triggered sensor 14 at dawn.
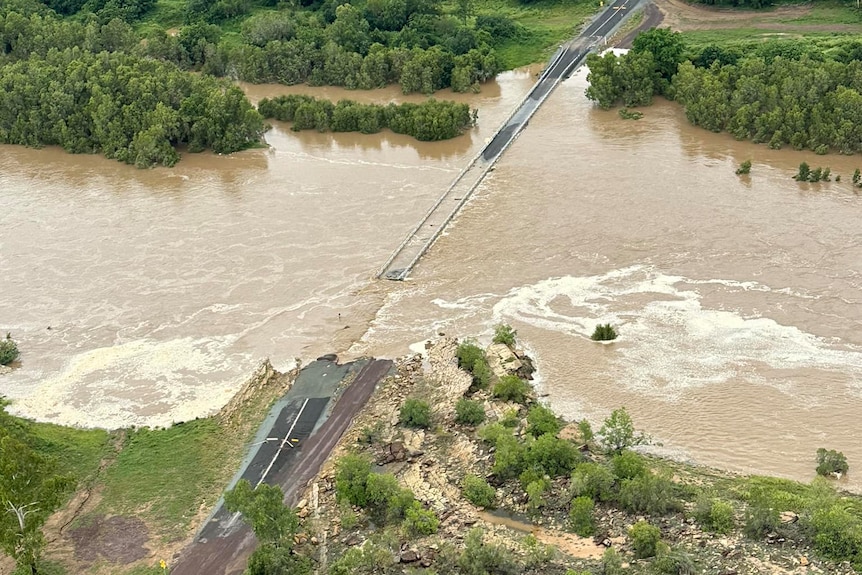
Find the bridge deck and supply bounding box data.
[377,0,639,281]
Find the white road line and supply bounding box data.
[255,397,310,488]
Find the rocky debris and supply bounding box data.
[0,364,12,376]
[800,556,809,566]
[486,343,524,379]
[399,549,420,563]
[219,359,297,426]
[780,511,799,524]
[425,338,472,417]
[381,441,408,464]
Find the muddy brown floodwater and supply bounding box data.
[2,62,861,493]
[0,69,538,428]
[357,64,862,492]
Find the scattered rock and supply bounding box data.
[400,549,420,563]
[781,511,799,524]
[800,556,810,566]
[486,343,523,379]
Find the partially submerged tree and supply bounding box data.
[816,448,849,478]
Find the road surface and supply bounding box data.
[378,0,640,281]
[171,357,393,575]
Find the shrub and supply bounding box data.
[736,159,752,175]
[403,501,439,535]
[524,434,581,477]
[455,398,486,426]
[816,448,849,477]
[399,398,431,428]
[458,528,517,575]
[492,434,526,479]
[794,162,811,181]
[462,475,496,508]
[619,472,681,516]
[478,423,509,445]
[602,547,624,575]
[599,407,649,454]
[329,541,394,575]
[629,520,661,558]
[569,496,596,537]
[335,454,373,507]
[654,546,696,575]
[523,534,555,567]
[611,450,648,480]
[808,503,862,564]
[457,342,491,389]
[526,404,563,438]
[526,478,549,512]
[571,462,616,502]
[365,472,415,523]
[694,496,735,534]
[591,323,617,341]
[578,420,594,443]
[0,333,19,366]
[500,408,520,428]
[492,324,517,346]
[493,375,531,403]
[743,505,779,539]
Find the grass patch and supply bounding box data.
[680,28,853,47]
[26,420,113,486]
[777,0,862,25]
[457,0,601,68]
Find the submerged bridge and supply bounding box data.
[377,0,641,281]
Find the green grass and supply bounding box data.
[468,0,602,68]
[680,28,853,47]
[96,419,237,542]
[777,0,862,25]
[26,420,112,486]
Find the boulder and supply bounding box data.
[486,343,523,379]
[400,550,420,563]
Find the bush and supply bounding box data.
[611,450,648,480]
[478,423,509,445]
[399,398,432,428]
[0,333,19,366]
[629,520,661,558]
[335,454,373,507]
[808,503,862,564]
[569,496,596,537]
[458,528,518,575]
[736,159,752,175]
[500,408,520,428]
[524,434,582,477]
[600,407,649,454]
[578,420,594,443]
[526,478,549,512]
[571,462,616,502]
[365,473,415,524]
[457,342,491,390]
[526,404,563,438]
[602,547,624,575]
[492,324,517,346]
[591,323,617,341]
[694,496,735,534]
[654,546,696,575]
[462,475,496,508]
[493,375,531,404]
[455,398,486,426]
[403,501,439,535]
[743,505,780,539]
[492,434,526,479]
[619,472,681,516]
[816,448,849,477]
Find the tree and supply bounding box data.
[598,407,648,454]
[585,52,620,109]
[816,448,849,478]
[526,404,562,438]
[492,375,531,403]
[0,334,19,366]
[736,160,752,175]
[631,27,685,94]
[223,480,300,547]
[455,399,486,426]
[0,433,72,574]
[492,324,517,347]
[399,398,432,428]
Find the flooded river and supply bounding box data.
[2,64,861,490]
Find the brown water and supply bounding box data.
[2,64,861,492]
[0,70,537,428]
[357,64,862,490]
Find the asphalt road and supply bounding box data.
[482,0,637,161]
[171,357,393,575]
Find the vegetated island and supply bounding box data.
[0,0,595,166]
[2,327,861,575]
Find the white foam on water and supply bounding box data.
[10,336,252,429]
[492,266,862,399]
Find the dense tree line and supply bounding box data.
[258,94,475,140]
[585,28,862,155]
[0,49,265,167]
[139,1,507,94]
